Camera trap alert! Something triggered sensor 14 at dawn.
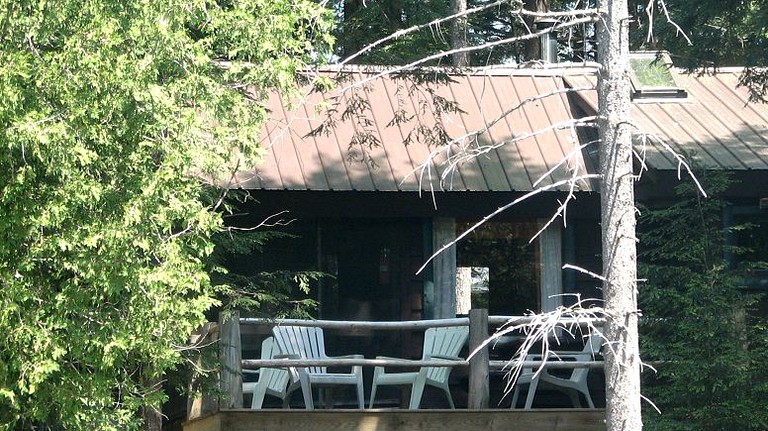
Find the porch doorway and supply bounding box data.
[456,220,541,315]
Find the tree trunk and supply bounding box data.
[141,403,162,431]
[451,0,469,67]
[524,0,550,61]
[596,1,642,430]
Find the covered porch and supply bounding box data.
[179,312,606,431]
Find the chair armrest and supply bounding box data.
[274,353,299,360]
[427,354,463,362]
[329,354,364,359]
[547,352,594,361]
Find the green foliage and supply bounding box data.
[0,1,332,429]
[638,173,768,431]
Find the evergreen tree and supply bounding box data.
[0,1,333,429]
[639,173,768,431]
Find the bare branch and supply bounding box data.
[436,116,598,187]
[338,1,598,67]
[633,131,707,197]
[416,173,600,275]
[563,263,607,282]
[643,0,692,46]
[225,210,296,232]
[470,296,606,395]
[444,85,596,155]
[340,15,600,93]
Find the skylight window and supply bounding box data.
[629,51,687,100]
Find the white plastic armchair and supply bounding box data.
[511,334,602,409]
[271,325,365,410]
[369,326,469,409]
[242,337,300,409]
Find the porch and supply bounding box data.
[181,311,606,430]
[183,409,605,431]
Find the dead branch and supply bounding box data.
[339,1,598,67]
[416,173,600,275]
[643,0,692,46]
[470,296,607,395]
[340,15,600,93]
[633,131,707,197]
[225,210,296,232]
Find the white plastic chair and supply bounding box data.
[369,326,469,409]
[511,334,602,409]
[271,325,364,410]
[242,337,298,409]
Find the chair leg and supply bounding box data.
[442,385,455,409]
[356,373,365,409]
[369,382,378,409]
[252,383,268,409]
[511,386,520,409]
[581,385,595,409]
[298,372,314,410]
[409,380,427,410]
[524,377,539,409]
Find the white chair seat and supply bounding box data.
[272,325,365,410]
[512,334,601,409]
[242,337,297,409]
[369,326,469,409]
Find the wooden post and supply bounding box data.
[219,310,243,409]
[539,222,563,313]
[468,308,489,409]
[187,322,219,420]
[432,218,457,319]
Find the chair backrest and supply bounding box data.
[568,334,603,382]
[583,334,602,357]
[260,337,293,392]
[271,325,328,375]
[422,326,469,383]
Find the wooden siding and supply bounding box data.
[184,409,606,431]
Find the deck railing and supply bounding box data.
[188,309,604,419]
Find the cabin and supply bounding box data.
[176,61,768,431]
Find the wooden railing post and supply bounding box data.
[219,310,243,409]
[468,308,489,409]
[187,322,219,420]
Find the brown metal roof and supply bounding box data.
[231,67,595,192]
[564,68,768,171]
[232,66,768,194]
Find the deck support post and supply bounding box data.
[187,322,219,420]
[468,308,489,409]
[219,310,243,409]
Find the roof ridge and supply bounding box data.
[310,63,600,77]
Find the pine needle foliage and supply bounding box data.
[638,173,768,431]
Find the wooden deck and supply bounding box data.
[183,409,606,431]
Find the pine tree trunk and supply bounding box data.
[524,0,549,61]
[596,1,642,430]
[451,0,469,67]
